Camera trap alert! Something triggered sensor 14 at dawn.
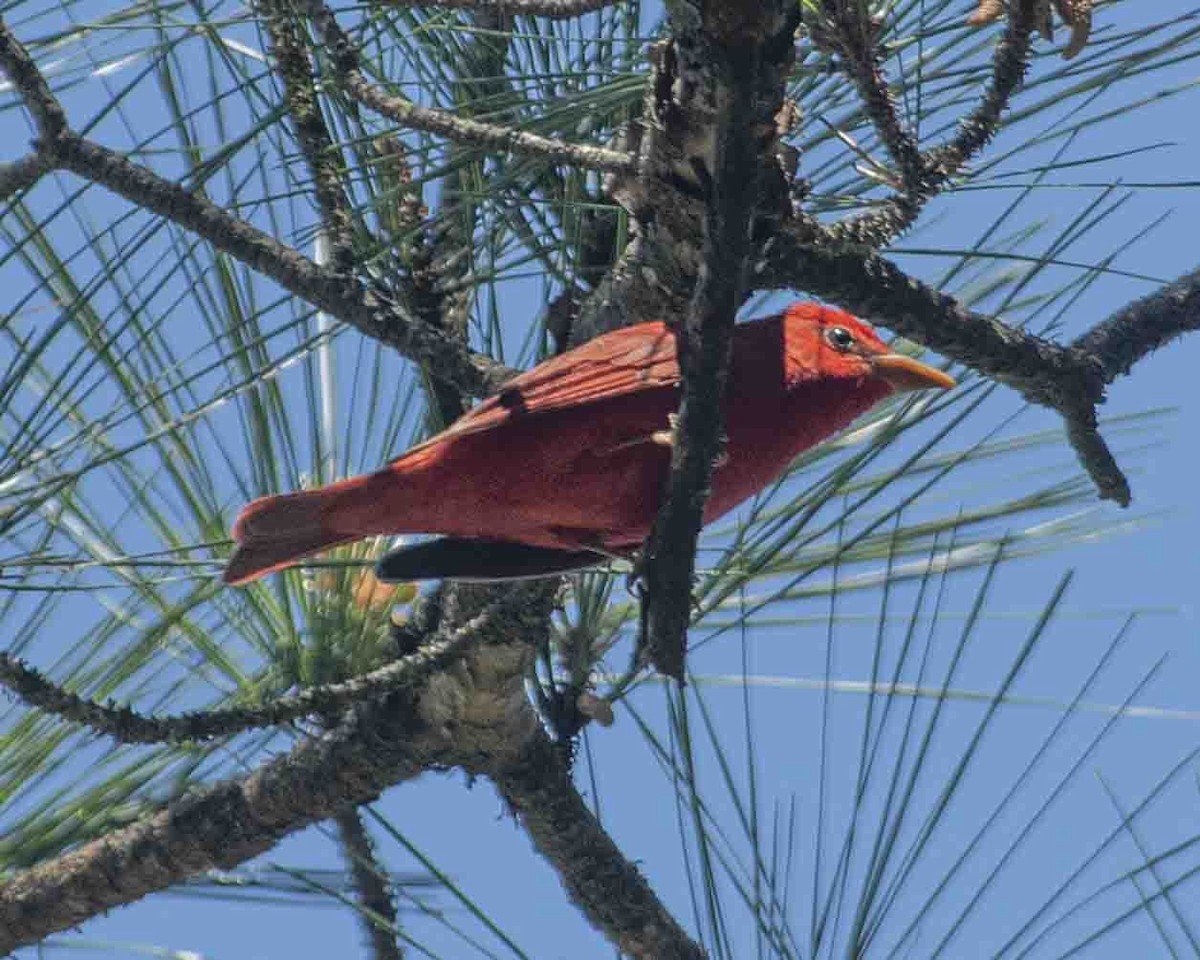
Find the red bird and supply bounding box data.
[224,303,954,585]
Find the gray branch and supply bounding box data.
[304,0,637,175]
[758,229,1200,506]
[0,16,510,400]
[377,0,618,16]
[335,809,405,960]
[490,728,706,959]
[826,0,1038,246]
[0,152,53,202]
[639,49,763,679]
[258,0,357,267]
[0,18,66,140]
[0,690,440,953]
[0,608,492,744]
[1073,266,1200,383]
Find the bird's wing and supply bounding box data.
[433,322,682,443]
[375,537,607,582]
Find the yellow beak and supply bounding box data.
[870,353,956,393]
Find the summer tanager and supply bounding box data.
[224,303,954,585]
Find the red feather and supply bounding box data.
[224,303,952,585]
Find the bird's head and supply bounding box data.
[783,302,956,394]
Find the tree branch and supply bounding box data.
[304,0,637,175]
[758,229,1200,506]
[1072,266,1200,384]
[259,0,357,268]
[0,689,439,953]
[0,16,509,400]
[0,152,53,202]
[639,49,761,679]
[0,17,62,202]
[376,0,619,16]
[826,0,1038,246]
[812,0,923,188]
[0,607,492,744]
[490,729,706,960]
[636,0,796,679]
[0,18,66,141]
[335,808,404,960]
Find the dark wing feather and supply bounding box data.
[376,537,606,581]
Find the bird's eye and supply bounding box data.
[826,326,855,352]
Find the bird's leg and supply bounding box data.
[625,559,647,604]
[597,413,728,466]
[649,412,679,449]
[660,413,730,466]
[596,414,677,457]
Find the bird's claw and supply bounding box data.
[625,560,647,599]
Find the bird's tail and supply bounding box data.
[224,441,450,586]
[223,479,370,586]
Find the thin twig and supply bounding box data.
[0,16,509,399]
[490,729,706,959]
[1073,266,1200,384]
[924,0,1037,180]
[828,0,1038,246]
[0,19,66,140]
[378,0,618,16]
[259,0,356,268]
[303,0,637,175]
[0,694,439,953]
[335,809,405,960]
[819,0,923,185]
[0,607,494,743]
[343,75,636,172]
[0,153,53,201]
